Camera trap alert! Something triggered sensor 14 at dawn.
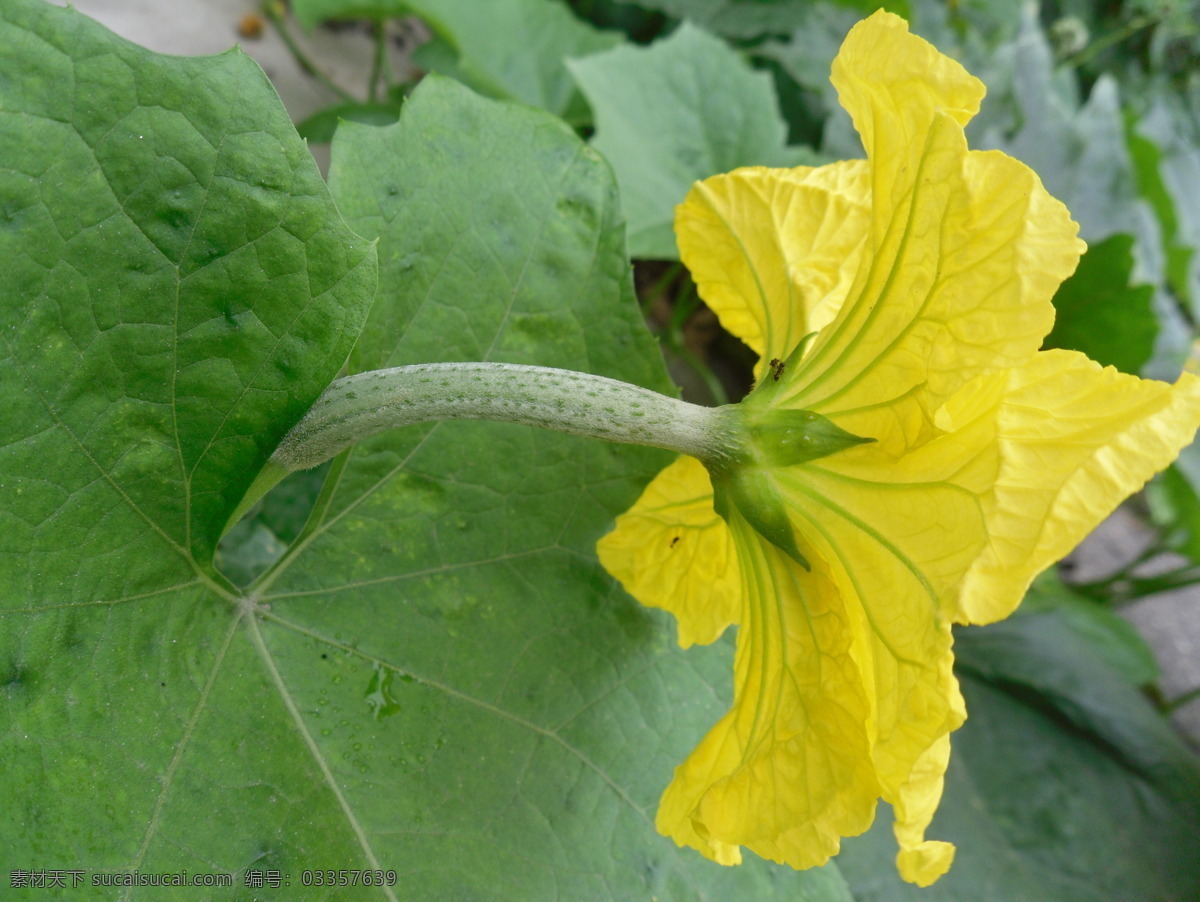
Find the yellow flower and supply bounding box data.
[597,10,1200,887]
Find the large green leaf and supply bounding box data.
[1,0,376,878]
[837,611,1200,901]
[0,3,378,572]
[292,0,623,122]
[1020,575,1159,688]
[0,3,853,893]
[569,22,812,260]
[407,0,624,121]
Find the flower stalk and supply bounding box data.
[270,362,744,471]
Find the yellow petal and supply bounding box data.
[812,149,1082,451]
[949,349,1200,624]
[832,10,983,210]
[596,456,740,647]
[779,14,1083,455]
[657,510,878,868]
[775,458,971,869]
[599,9,1200,888]
[778,459,973,708]
[674,162,871,380]
[893,733,957,886]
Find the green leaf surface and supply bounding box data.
[837,612,1200,901]
[0,3,853,891]
[1044,234,1158,375]
[250,74,851,900]
[0,0,378,586]
[1021,575,1159,687]
[406,0,623,121]
[957,613,1200,797]
[621,0,899,38]
[569,22,811,259]
[1,0,377,882]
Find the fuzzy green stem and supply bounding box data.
[270,362,743,472]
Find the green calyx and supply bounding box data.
[708,398,871,570]
[745,407,874,468]
[712,466,811,570]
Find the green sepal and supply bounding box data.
[748,408,873,468]
[711,467,810,570]
[737,334,873,467]
[704,380,868,568]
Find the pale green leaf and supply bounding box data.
[408,0,624,121]
[569,23,812,260]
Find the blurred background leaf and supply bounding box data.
[569,22,817,259]
[406,0,623,121]
[1044,234,1158,375]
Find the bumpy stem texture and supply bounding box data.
[271,362,739,471]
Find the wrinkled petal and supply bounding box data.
[945,350,1200,624]
[893,733,957,886]
[657,457,974,873]
[596,456,740,647]
[783,16,1083,455]
[832,10,983,208]
[657,510,877,868]
[776,459,972,866]
[675,162,870,380]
